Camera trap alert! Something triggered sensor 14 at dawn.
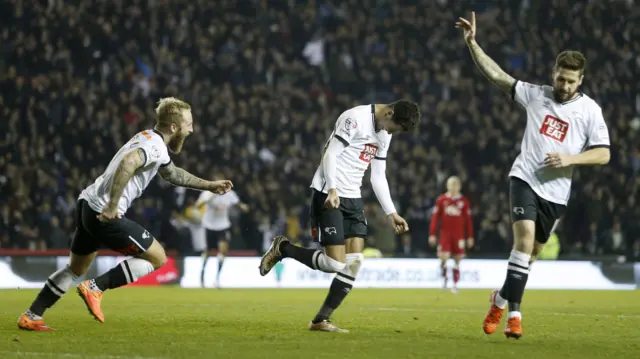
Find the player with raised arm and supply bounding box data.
[194,176,249,288]
[259,101,420,332]
[17,98,233,331]
[429,176,474,293]
[456,12,610,339]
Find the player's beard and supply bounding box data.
[168,134,187,154]
[553,88,575,102]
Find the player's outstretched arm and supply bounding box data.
[106,149,146,210]
[158,162,233,193]
[456,12,516,94]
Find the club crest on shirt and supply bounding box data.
[150,145,161,159]
[344,118,357,132]
[539,115,569,142]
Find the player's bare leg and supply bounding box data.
[215,239,229,288]
[437,251,450,290]
[200,247,210,288]
[78,239,165,323]
[309,238,365,333]
[452,255,464,294]
[19,251,96,331]
[528,241,544,269]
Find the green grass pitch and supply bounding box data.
[1,287,639,359]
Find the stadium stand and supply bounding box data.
[1,0,638,260]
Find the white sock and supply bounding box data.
[495,292,508,309]
[46,265,78,297]
[334,253,364,284]
[120,258,155,284]
[508,311,522,319]
[314,251,346,273]
[25,310,43,320]
[508,250,531,270]
[88,279,103,292]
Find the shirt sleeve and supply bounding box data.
[138,137,171,167]
[322,137,347,190]
[374,132,392,160]
[333,111,360,145]
[585,104,611,148]
[512,80,542,107]
[229,191,240,205]
[429,196,442,236]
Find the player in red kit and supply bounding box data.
[429,176,474,293]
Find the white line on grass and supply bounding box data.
[365,306,640,319]
[0,351,167,359]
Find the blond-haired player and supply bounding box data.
[18,98,234,331]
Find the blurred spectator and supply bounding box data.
[0,0,638,258]
[47,216,69,249]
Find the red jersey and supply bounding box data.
[429,194,473,239]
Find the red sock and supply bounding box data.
[441,263,447,280]
[453,267,460,285]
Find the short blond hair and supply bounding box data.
[155,97,191,129]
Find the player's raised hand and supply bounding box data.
[97,205,120,222]
[324,189,340,209]
[544,153,573,168]
[389,213,409,234]
[208,180,233,194]
[455,11,476,43]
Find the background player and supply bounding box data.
[258,101,420,332]
[194,177,249,288]
[456,12,610,339]
[18,98,233,331]
[181,198,206,259]
[429,176,474,293]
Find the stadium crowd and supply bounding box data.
[1,0,638,259]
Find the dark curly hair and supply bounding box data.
[390,100,420,132]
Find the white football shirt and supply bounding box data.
[79,129,171,216]
[311,104,392,198]
[509,81,610,205]
[198,190,240,231]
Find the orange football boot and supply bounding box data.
[482,290,505,334]
[504,316,523,339]
[76,280,105,323]
[17,313,55,331]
